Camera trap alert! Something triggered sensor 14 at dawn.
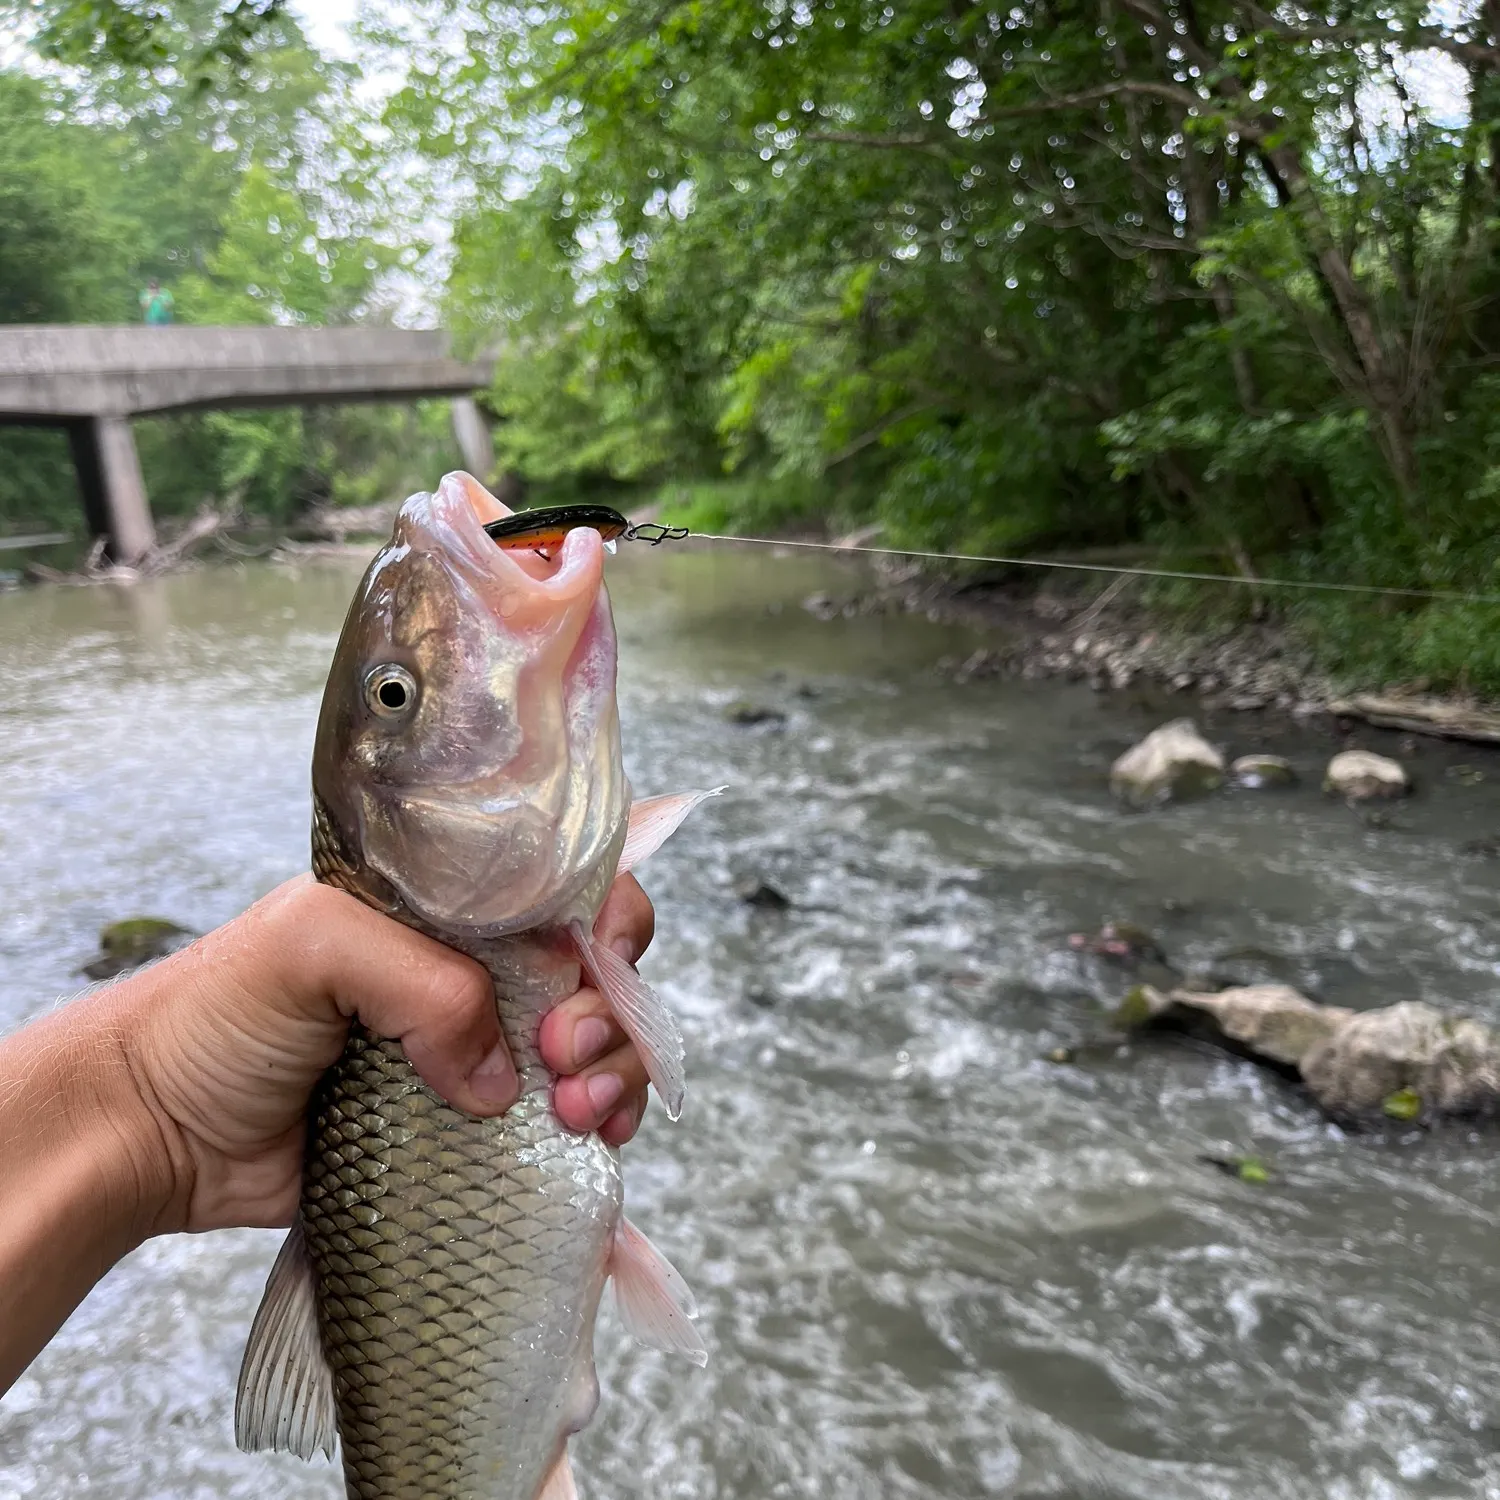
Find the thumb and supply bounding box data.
[267,882,517,1117]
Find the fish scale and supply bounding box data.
[302,1006,622,1500]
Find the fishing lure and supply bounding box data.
[483,504,688,553]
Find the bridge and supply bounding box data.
[0,325,497,561]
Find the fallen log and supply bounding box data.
[1328,693,1500,746]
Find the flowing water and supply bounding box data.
[4,547,1500,1500]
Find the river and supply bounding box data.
[3,546,1500,1499]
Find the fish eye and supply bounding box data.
[364,664,418,719]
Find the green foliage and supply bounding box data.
[0,4,445,535]
[4,0,291,84]
[353,0,1500,694]
[655,474,830,537]
[9,0,1500,699]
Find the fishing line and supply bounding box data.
[676,531,1500,608]
[486,504,1500,607]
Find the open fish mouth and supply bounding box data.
[408,471,607,630]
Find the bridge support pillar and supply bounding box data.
[451,396,494,483]
[68,414,156,563]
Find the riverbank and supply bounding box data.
[793,552,1500,743]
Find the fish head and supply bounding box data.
[312,471,628,934]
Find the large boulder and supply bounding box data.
[1116,983,1351,1069]
[1117,981,1500,1127]
[1109,719,1225,808]
[1301,1002,1500,1123]
[1324,749,1409,801]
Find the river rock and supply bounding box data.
[1068,920,1166,965]
[734,878,792,910]
[725,700,787,728]
[1116,983,1351,1069]
[81,917,196,979]
[1230,754,1296,790]
[1300,1002,1500,1123]
[1109,719,1225,808]
[1324,749,1409,801]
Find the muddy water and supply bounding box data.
[4,547,1500,1499]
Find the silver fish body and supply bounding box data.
[236,474,706,1500]
[303,946,619,1500]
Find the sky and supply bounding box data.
[289,0,361,62]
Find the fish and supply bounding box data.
[233,470,720,1499]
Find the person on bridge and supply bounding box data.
[0,870,658,1393]
[139,278,175,325]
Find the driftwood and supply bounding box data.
[272,538,373,562]
[24,507,225,586]
[1328,693,1500,745]
[300,500,400,542]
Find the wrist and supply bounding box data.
[0,983,194,1391]
[7,983,193,1244]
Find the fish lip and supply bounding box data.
[415,471,605,611]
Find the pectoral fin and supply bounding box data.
[619,788,725,875]
[609,1216,708,1367]
[234,1219,337,1460]
[535,1450,579,1500]
[569,922,686,1121]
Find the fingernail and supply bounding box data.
[469,1043,518,1108]
[609,936,637,964]
[572,1016,613,1067]
[586,1072,625,1117]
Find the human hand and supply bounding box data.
[109,873,657,1236]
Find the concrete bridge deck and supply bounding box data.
[0,325,496,560]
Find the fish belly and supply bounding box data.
[302,1025,622,1500]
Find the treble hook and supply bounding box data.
[623,521,691,546]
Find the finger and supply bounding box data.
[537,986,627,1075]
[265,882,517,1118]
[552,1041,649,1135]
[599,1092,647,1147]
[594,873,655,964]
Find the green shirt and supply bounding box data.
[140,287,174,325]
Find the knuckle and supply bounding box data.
[419,954,492,1028]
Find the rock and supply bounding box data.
[1115,983,1352,1070]
[1067,920,1166,965]
[1324,749,1410,801]
[1300,1001,1500,1123]
[1109,719,1225,808]
[1120,980,1500,1127]
[81,917,195,979]
[1460,836,1500,859]
[1230,754,1297,790]
[1199,1154,1272,1184]
[1445,763,1486,786]
[725,701,787,728]
[802,593,840,621]
[734,878,792,910]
